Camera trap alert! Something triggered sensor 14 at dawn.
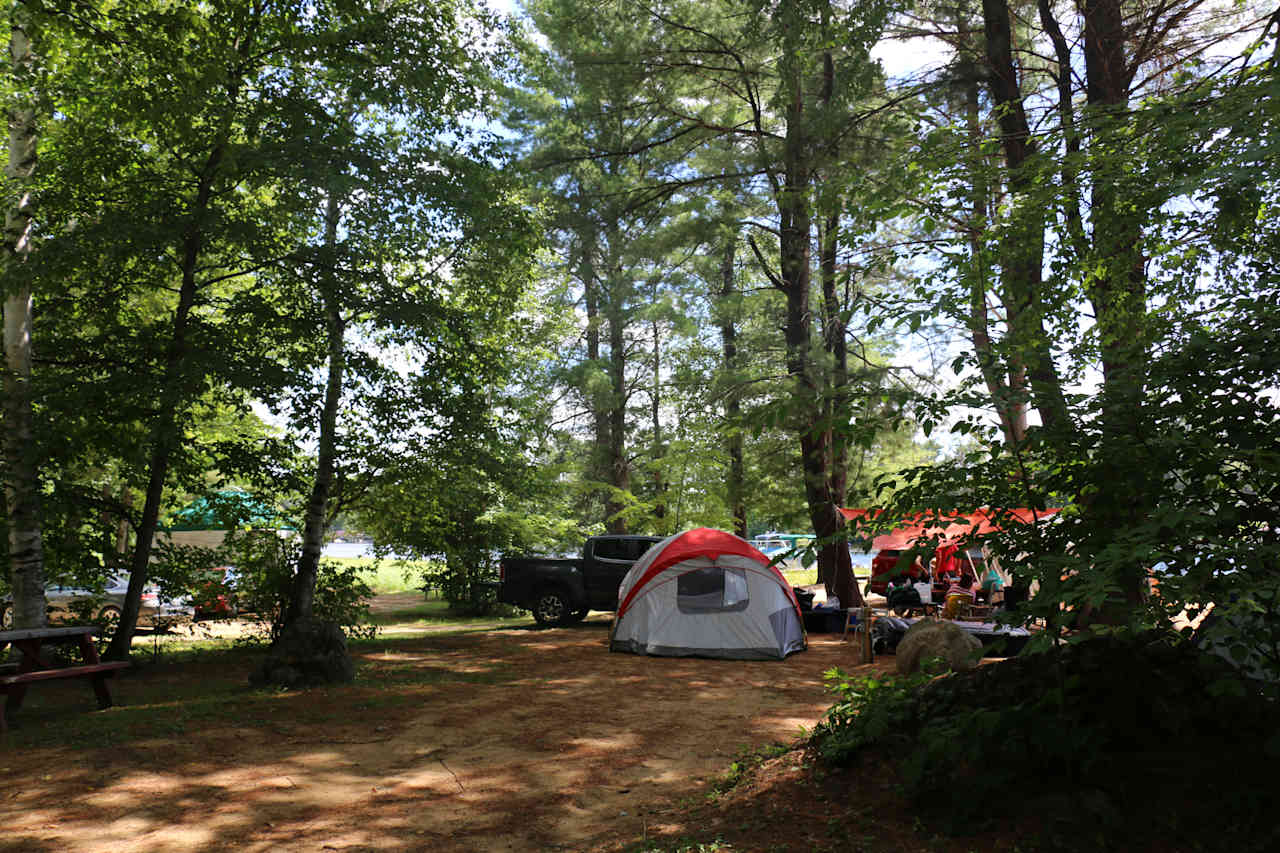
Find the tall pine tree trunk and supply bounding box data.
[959,42,1026,446]
[650,315,666,529]
[3,5,44,629]
[600,226,630,534]
[1083,0,1150,609]
[777,41,861,609]
[605,274,629,533]
[580,231,611,524]
[719,235,746,538]
[981,0,1072,438]
[818,209,849,510]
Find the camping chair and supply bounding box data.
[843,607,876,663]
[842,607,858,639]
[942,593,970,620]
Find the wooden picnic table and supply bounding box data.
[0,625,130,732]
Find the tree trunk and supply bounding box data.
[980,0,1073,438]
[819,209,849,509]
[960,46,1026,446]
[604,261,629,533]
[816,41,849,513]
[1083,0,1150,609]
[1083,0,1146,435]
[105,7,259,658]
[288,192,344,627]
[105,141,225,660]
[776,43,862,609]
[1039,0,1087,257]
[580,231,611,523]
[719,235,746,538]
[2,6,44,629]
[650,315,666,528]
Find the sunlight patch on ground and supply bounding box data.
[565,732,642,752]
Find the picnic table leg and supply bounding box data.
[78,633,115,709]
[3,638,41,719]
[4,680,28,723]
[89,674,114,709]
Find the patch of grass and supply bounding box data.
[780,568,817,586]
[780,566,872,588]
[323,556,438,594]
[364,596,532,629]
[2,638,525,750]
[0,595,541,751]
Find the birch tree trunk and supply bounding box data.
[3,5,46,629]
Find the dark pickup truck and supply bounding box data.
[498,535,662,626]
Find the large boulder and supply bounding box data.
[895,619,983,675]
[250,618,355,688]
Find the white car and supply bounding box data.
[1,573,193,631]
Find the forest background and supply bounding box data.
[1,0,1277,671]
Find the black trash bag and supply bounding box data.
[793,587,816,611]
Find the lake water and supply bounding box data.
[323,542,394,560]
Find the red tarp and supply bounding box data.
[840,507,1060,552]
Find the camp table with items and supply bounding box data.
[0,625,129,731]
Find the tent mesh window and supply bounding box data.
[677,567,749,613]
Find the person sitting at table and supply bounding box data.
[978,566,1005,605]
[885,573,922,614]
[947,575,976,599]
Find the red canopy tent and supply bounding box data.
[840,506,1060,552]
[842,506,1061,598]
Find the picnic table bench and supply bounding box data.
[0,625,129,732]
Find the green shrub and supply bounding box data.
[811,666,934,766]
[222,529,375,642]
[812,634,1278,847]
[420,555,513,617]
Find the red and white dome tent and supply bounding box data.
[609,528,807,660]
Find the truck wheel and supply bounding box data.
[532,589,572,627]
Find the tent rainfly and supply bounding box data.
[609,528,807,660]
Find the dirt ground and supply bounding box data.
[0,599,901,853]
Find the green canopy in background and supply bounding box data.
[165,489,291,531]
